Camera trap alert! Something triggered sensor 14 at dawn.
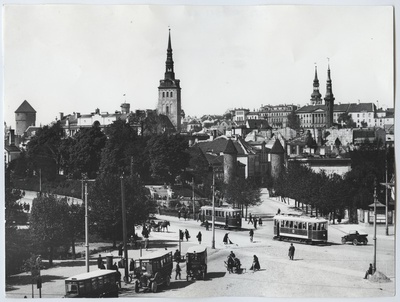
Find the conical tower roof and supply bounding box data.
[270,139,285,154]
[15,100,36,113]
[224,139,238,154]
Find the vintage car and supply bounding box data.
[341,230,368,245]
[186,245,207,281]
[132,251,173,293]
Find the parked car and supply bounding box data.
[132,251,173,293]
[341,230,368,245]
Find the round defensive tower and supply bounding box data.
[223,139,238,185]
[270,138,285,180]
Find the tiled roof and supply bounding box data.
[270,139,285,154]
[348,103,375,112]
[15,100,36,113]
[196,136,242,155]
[296,105,326,113]
[5,145,21,152]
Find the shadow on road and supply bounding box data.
[147,239,179,249]
[6,274,65,289]
[205,271,226,279]
[52,259,98,268]
[159,280,192,291]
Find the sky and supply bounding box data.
[2,3,394,129]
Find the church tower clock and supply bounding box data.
[157,29,181,132]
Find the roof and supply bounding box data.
[296,105,326,113]
[348,103,375,113]
[270,139,285,154]
[137,250,172,261]
[5,145,21,152]
[246,119,270,129]
[273,214,328,223]
[15,100,36,113]
[186,245,207,254]
[65,269,116,281]
[224,139,238,154]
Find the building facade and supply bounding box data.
[15,100,36,136]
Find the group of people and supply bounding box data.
[248,213,263,229]
[225,251,260,273]
[178,210,189,221]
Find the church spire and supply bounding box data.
[324,59,335,128]
[165,29,175,80]
[310,64,322,105]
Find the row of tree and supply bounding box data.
[272,141,394,222]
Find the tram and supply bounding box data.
[200,206,242,229]
[273,214,328,244]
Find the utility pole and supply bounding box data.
[385,145,389,236]
[120,174,129,283]
[192,177,195,220]
[212,170,215,249]
[373,179,377,273]
[85,181,89,272]
[39,169,42,194]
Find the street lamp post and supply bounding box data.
[212,170,215,249]
[192,177,195,220]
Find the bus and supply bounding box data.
[200,206,242,229]
[64,269,119,298]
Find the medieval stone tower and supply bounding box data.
[324,64,335,128]
[270,139,285,180]
[224,139,238,185]
[157,29,182,132]
[15,100,36,136]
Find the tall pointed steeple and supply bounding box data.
[157,29,182,132]
[324,60,335,128]
[164,29,175,80]
[310,64,322,105]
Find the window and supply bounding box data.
[162,92,165,97]
[170,91,173,97]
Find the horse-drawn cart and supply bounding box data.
[149,220,170,232]
[186,245,207,281]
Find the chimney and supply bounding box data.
[95,108,100,115]
[9,129,15,146]
[60,112,64,120]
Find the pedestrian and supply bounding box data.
[249,229,254,242]
[178,210,181,220]
[277,208,281,215]
[185,229,190,241]
[197,212,201,222]
[364,263,374,279]
[250,255,260,272]
[130,259,135,271]
[196,231,202,244]
[97,254,103,269]
[205,220,209,231]
[118,243,123,258]
[254,216,258,229]
[175,262,182,280]
[100,263,106,269]
[179,229,184,241]
[174,249,181,262]
[288,243,295,260]
[184,211,187,221]
[248,213,253,224]
[258,217,263,226]
[115,268,121,288]
[145,237,149,250]
[223,233,229,244]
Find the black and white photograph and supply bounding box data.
[2,1,397,300]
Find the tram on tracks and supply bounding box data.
[200,206,242,229]
[273,214,328,244]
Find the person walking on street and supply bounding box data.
[197,212,201,222]
[223,233,229,244]
[258,217,263,226]
[175,263,182,280]
[364,263,374,279]
[178,210,181,220]
[196,231,202,244]
[118,243,123,259]
[248,213,253,224]
[130,259,135,271]
[205,220,209,231]
[115,268,122,288]
[288,243,295,260]
[184,211,187,221]
[254,216,258,229]
[185,229,190,241]
[97,254,103,269]
[250,255,260,272]
[249,229,254,242]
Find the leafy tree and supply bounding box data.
[100,119,141,175]
[65,203,85,259]
[146,134,190,184]
[287,112,301,130]
[26,121,65,179]
[29,194,70,266]
[224,177,261,217]
[338,113,356,128]
[88,173,155,247]
[68,125,107,178]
